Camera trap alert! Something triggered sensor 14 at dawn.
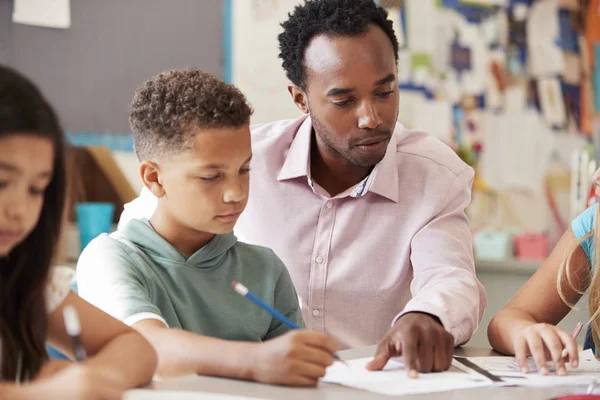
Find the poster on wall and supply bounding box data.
[13,0,71,29]
[229,0,304,124]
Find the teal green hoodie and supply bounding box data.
[76,218,305,341]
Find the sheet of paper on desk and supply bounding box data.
[321,357,492,396]
[460,349,600,387]
[123,390,266,400]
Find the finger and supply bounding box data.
[101,388,125,400]
[288,375,319,387]
[293,360,328,380]
[401,330,420,378]
[556,329,579,369]
[297,344,335,367]
[366,342,392,371]
[445,333,455,370]
[417,331,434,373]
[433,333,452,372]
[525,331,550,375]
[296,331,338,355]
[514,336,529,373]
[538,328,567,375]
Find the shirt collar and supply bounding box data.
[277,115,399,203]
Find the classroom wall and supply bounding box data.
[0,0,223,133]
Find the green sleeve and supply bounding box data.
[76,235,165,324]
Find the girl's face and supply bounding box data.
[0,134,54,257]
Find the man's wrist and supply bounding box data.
[395,311,443,326]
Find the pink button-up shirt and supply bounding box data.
[235,115,486,349]
[120,115,487,350]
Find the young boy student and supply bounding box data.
[488,200,600,376]
[76,68,337,387]
[0,65,157,399]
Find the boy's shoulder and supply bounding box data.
[77,232,148,273]
[230,241,286,273]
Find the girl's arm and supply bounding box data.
[488,228,589,373]
[45,291,157,388]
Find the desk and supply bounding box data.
[147,346,584,399]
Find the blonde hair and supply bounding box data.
[558,206,600,351]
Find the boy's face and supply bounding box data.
[155,125,252,235]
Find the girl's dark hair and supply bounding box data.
[0,65,67,380]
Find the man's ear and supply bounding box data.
[140,160,166,198]
[288,84,309,114]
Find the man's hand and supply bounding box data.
[366,312,454,376]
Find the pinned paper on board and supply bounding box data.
[538,77,567,127]
[458,23,488,95]
[13,0,71,29]
[405,0,438,54]
[413,100,454,144]
[527,0,564,78]
[479,108,555,192]
[387,7,405,48]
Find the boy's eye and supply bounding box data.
[240,167,251,174]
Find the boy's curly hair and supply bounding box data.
[129,67,253,160]
[278,0,399,90]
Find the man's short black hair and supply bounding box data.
[278,0,399,90]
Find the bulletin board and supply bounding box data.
[224,0,600,240]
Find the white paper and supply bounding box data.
[124,390,265,400]
[479,108,555,192]
[397,50,411,83]
[387,7,405,48]
[13,0,70,29]
[485,49,507,110]
[231,0,304,124]
[413,99,454,143]
[461,0,507,5]
[397,90,426,129]
[322,357,492,396]
[527,0,564,78]
[538,77,567,126]
[405,0,438,54]
[459,23,488,95]
[461,349,600,387]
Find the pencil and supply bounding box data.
[232,281,348,365]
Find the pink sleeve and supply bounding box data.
[395,167,487,345]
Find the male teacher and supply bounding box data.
[120,0,486,374]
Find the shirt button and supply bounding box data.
[325,201,333,209]
[315,256,324,264]
[312,309,321,316]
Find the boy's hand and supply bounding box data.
[251,330,337,387]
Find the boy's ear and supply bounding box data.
[288,84,309,114]
[140,161,166,198]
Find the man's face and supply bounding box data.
[291,24,399,168]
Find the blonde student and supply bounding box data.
[0,65,157,399]
[488,197,600,375]
[76,68,337,387]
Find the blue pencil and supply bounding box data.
[232,281,347,365]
